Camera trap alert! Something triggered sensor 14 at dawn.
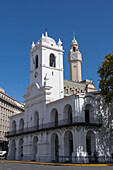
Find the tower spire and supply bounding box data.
[45,28,48,37]
[73,31,75,39]
[71,32,78,45]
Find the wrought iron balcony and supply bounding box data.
[6,116,102,137]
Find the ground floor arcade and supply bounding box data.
[7,125,108,163]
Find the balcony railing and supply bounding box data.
[7,116,102,137]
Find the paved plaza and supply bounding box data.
[0,162,113,170]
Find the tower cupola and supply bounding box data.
[71,36,79,52]
[71,36,78,45]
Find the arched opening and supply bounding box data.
[34,112,39,129]
[12,120,16,134]
[64,131,73,162]
[85,104,93,123]
[51,108,58,127]
[11,139,16,160]
[32,136,38,161]
[51,133,59,162]
[73,46,76,52]
[19,138,24,160]
[19,118,24,132]
[35,55,38,68]
[86,130,95,156]
[50,53,56,67]
[63,104,72,124]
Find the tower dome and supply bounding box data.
[71,36,78,45]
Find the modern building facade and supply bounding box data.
[7,32,112,163]
[0,88,24,151]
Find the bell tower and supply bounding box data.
[68,36,82,82]
[29,31,64,102]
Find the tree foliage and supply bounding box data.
[98,53,113,103]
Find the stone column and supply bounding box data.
[23,143,32,161]
[7,140,12,160]
[16,140,20,160]
[36,133,50,162]
[23,135,32,161]
[58,133,64,162]
[75,128,88,163]
[72,129,78,163]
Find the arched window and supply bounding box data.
[85,104,94,123]
[64,131,73,162]
[11,139,16,160]
[19,138,24,160]
[32,136,38,161]
[68,106,72,123]
[51,108,58,127]
[34,111,39,129]
[50,54,56,67]
[12,120,16,134]
[51,133,59,162]
[19,118,24,132]
[86,130,95,156]
[73,46,76,52]
[66,88,68,94]
[63,104,72,124]
[35,55,38,69]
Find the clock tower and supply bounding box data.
[68,36,82,82]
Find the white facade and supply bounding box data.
[7,32,112,163]
[30,32,64,102]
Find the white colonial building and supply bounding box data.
[7,31,112,163]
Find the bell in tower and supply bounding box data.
[68,35,82,82]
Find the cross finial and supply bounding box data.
[45,28,48,37]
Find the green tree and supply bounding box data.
[98,53,113,103]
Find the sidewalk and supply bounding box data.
[0,160,113,166]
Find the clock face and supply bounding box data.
[72,53,77,59]
[35,72,38,78]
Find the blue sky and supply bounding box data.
[0,0,113,103]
